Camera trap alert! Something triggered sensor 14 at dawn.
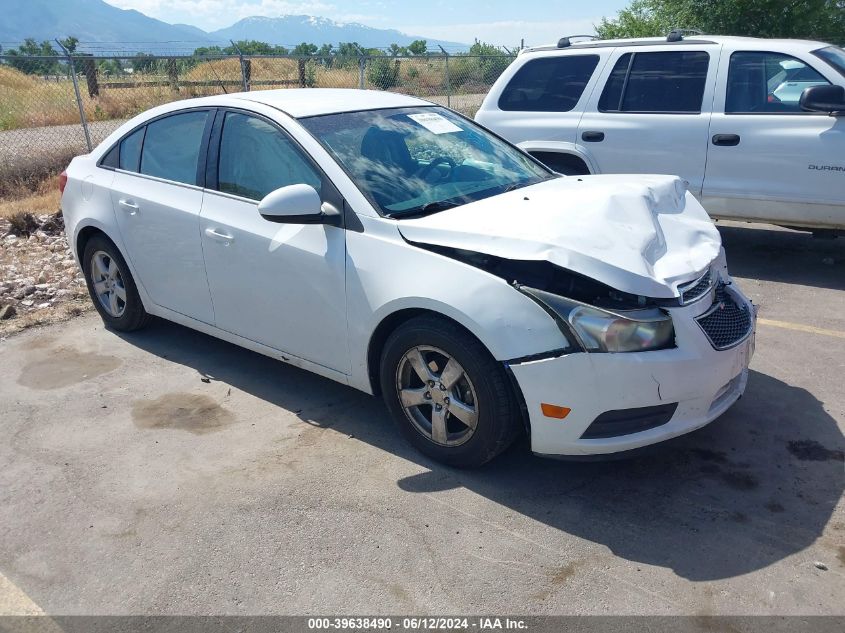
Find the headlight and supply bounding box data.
[519,286,675,353]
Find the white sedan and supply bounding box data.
[60,89,756,467]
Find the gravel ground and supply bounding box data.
[0,120,123,168]
[0,214,89,335]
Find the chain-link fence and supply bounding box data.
[0,49,515,198]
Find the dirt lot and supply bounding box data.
[0,221,842,616]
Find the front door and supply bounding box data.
[703,50,845,227]
[199,110,349,373]
[111,109,215,323]
[577,46,721,195]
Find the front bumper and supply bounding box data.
[508,282,756,457]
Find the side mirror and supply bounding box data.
[257,184,341,225]
[799,84,845,115]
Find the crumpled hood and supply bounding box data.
[397,175,721,299]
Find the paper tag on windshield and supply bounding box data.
[408,112,463,134]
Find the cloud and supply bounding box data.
[398,19,601,47]
[106,0,338,31]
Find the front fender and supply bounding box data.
[344,218,569,393]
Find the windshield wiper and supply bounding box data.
[392,200,463,219]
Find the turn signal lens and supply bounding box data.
[541,403,571,419]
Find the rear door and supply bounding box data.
[703,49,845,227]
[477,52,604,164]
[577,45,721,195]
[110,109,215,324]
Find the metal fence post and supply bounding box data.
[438,46,451,108]
[56,39,92,152]
[358,55,366,90]
[231,40,249,92]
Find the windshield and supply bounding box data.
[815,46,845,78]
[300,106,554,217]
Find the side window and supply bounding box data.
[498,55,600,112]
[140,111,209,185]
[599,51,710,113]
[726,51,830,114]
[217,112,321,201]
[119,127,145,172]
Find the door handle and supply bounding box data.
[204,228,234,244]
[118,199,139,215]
[581,131,605,142]
[712,134,740,146]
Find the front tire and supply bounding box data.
[82,234,150,332]
[380,315,522,467]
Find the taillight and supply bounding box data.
[59,170,68,195]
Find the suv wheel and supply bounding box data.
[380,315,522,467]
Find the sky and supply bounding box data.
[104,0,630,45]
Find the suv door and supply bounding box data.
[703,50,844,228]
[476,53,604,172]
[110,109,215,324]
[199,110,349,373]
[577,46,721,195]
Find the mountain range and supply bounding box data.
[0,0,466,52]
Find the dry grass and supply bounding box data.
[0,65,38,90]
[0,301,90,338]
[0,185,61,220]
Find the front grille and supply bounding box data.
[679,268,713,305]
[695,285,753,350]
[580,403,678,439]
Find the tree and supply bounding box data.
[367,51,400,88]
[407,40,428,56]
[131,52,157,74]
[292,42,318,56]
[388,43,409,56]
[6,39,59,75]
[59,36,79,53]
[596,0,845,43]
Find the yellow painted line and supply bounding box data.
[0,570,43,616]
[758,318,845,339]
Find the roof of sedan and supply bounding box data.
[228,88,434,118]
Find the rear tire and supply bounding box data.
[380,315,522,467]
[82,234,151,332]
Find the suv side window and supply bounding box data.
[217,112,321,201]
[139,110,209,185]
[498,55,600,112]
[726,51,830,114]
[599,51,710,113]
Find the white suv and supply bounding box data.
[476,34,845,233]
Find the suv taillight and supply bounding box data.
[59,170,68,194]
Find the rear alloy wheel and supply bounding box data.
[82,234,151,332]
[90,250,127,318]
[381,315,522,467]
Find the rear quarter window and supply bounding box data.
[498,55,600,112]
[119,127,145,172]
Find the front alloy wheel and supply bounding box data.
[396,346,479,447]
[380,315,522,467]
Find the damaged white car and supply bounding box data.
[60,89,756,467]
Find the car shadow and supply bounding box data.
[117,319,844,582]
[716,223,844,290]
